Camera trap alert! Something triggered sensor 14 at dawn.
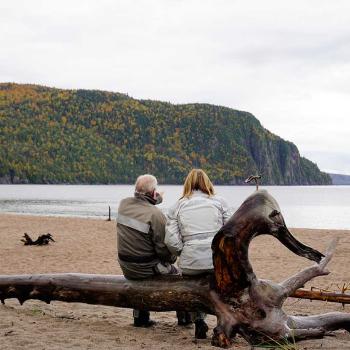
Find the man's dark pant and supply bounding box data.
[133,262,191,327]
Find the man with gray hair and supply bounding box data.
[117,174,186,327]
[134,174,158,195]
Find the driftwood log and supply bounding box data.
[21,233,55,245]
[1,190,349,348]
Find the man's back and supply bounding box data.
[116,174,182,328]
[117,193,173,279]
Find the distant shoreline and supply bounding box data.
[1,185,350,230]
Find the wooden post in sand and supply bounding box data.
[107,206,111,221]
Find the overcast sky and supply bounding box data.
[1,0,349,174]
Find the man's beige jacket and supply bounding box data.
[117,192,175,279]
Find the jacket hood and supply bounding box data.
[134,192,163,205]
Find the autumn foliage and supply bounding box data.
[0,83,331,185]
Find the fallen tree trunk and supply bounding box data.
[0,273,214,313]
[1,274,349,310]
[1,190,349,348]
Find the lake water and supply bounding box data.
[0,185,349,230]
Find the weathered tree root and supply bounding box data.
[1,190,349,348]
[21,233,55,245]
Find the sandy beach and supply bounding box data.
[0,214,349,349]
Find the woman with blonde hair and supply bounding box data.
[165,169,232,339]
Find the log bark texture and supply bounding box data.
[1,189,349,348]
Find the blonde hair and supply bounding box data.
[181,169,215,199]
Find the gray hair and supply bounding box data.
[135,174,158,194]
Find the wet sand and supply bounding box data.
[0,214,349,349]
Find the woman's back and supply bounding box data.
[165,190,231,271]
[164,168,232,339]
[176,191,228,239]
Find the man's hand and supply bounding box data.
[154,191,164,205]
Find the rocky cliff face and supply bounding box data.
[243,129,330,185]
[0,83,331,185]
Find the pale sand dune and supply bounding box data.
[0,214,349,349]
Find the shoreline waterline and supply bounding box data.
[1,184,350,230]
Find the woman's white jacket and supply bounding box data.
[165,191,232,271]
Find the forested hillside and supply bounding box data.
[329,173,350,185]
[0,83,331,185]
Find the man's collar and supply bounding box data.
[134,192,159,205]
